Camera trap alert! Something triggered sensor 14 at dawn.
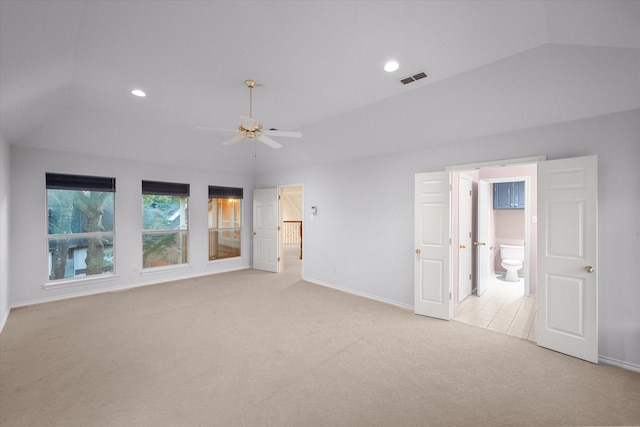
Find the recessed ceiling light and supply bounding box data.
[384,61,399,72]
[131,89,146,97]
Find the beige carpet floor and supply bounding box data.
[1,248,639,426]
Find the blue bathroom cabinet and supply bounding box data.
[493,181,525,209]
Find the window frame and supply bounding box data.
[141,180,190,270]
[208,186,243,261]
[45,173,116,286]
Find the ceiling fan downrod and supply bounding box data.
[245,79,256,120]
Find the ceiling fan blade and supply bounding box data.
[258,136,282,149]
[222,134,247,146]
[196,126,240,133]
[264,130,302,138]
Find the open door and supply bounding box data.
[415,171,451,320]
[253,188,279,272]
[458,174,473,301]
[475,180,490,296]
[537,156,598,363]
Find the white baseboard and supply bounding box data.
[11,266,250,309]
[303,277,413,310]
[0,306,10,334]
[599,355,640,373]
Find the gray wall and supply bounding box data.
[256,109,640,370]
[0,133,9,330]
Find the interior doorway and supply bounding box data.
[279,185,303,277]
[451,164,537,340]
[415,155,598,363]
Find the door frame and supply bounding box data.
[475,179,490,297]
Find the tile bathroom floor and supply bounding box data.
[453,275,536,341]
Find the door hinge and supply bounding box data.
[277,257,281,262]
[469,274,472,280]
[278,195,281,200]
[449,292,452,300]
[277,226,281,231]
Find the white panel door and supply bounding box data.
[476,180,490,296]
[458,174,472,301]
[253,188,279,272]
[415,171,450,320]
[538,156,598,363]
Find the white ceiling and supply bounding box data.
[1,0,639,174]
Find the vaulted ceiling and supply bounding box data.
[1,1,639,173]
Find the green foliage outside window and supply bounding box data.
[142,194,188,268]
[47,189,114,280]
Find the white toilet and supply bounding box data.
[500,244,524,282]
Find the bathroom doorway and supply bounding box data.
[451,164,537,341]
[416,155,598,362]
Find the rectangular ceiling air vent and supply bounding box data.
[400,71,428,85]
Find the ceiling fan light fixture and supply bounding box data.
[198,79,302,150]
[384,60,399,72]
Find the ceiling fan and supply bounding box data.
[198,79,302,149]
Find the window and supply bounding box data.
[46,173,115,281]
[208,186,243,260]
[142,180,189,268]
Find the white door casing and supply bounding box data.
[476,180,490,296]
[414,171,451,320]
[537,155,598,363]
[253,188,279,272]
[458,174,473,301]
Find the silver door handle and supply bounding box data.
[585,266,595,273]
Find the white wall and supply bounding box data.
[9,146,254,306]
[256,109,640,370]
[0,133,10,331]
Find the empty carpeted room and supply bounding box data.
[1,1,640,426]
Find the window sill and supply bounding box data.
[139,264,192,276]
[207,256,244,266]
[43,274,120,290]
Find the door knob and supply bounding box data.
[585,266,595,273]
[415,249,421,254]
[474,242,486,246]
[460,245,466,249]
